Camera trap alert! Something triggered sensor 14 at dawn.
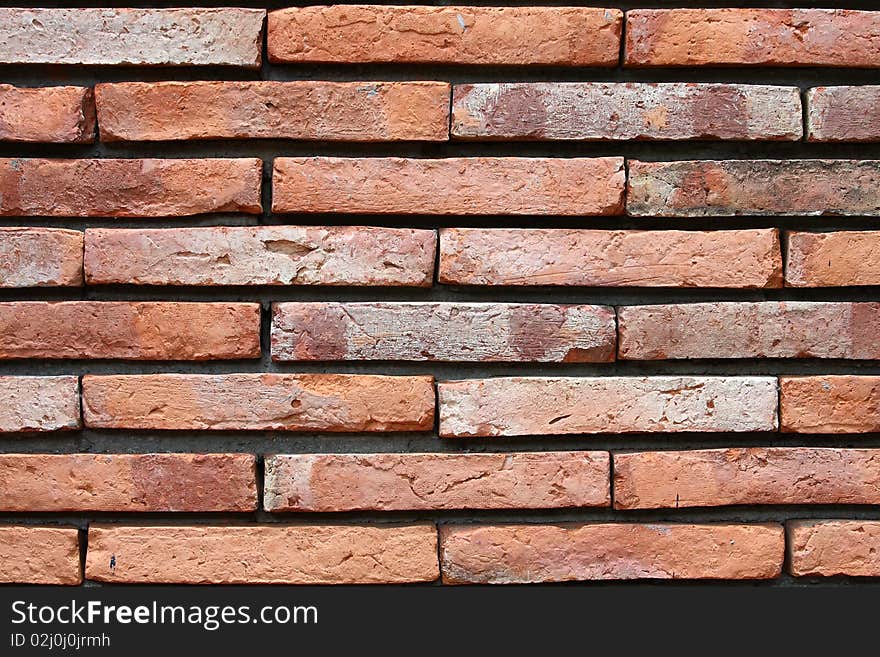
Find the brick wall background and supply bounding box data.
[2,3,880,585]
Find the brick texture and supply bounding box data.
[807,86,880,142]
[614,448,880,509]
[86,524,439,584]
[780,376,880,434]
[0,454,256,512]
[452,83,802,141]
[96,81,451,142]
[84,226,436,287]
[440,524,784,583]
[268,6,621,66]
[0,376,80,433]
[0,526,81,585]
[618,302,880,360]
[271,302,616,362]
[0,228,83,287]
[786,231,880,287]
[789,521,880,577]
[0,85,95,143]
[273,157,625,215]
[263,451,610,511]
[0,302,260,360]
[82,374,434,431]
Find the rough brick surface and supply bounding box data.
[273,157,625,215]
[628,160,880,217]
[0,302,260,360]
[438,377,778,437]
[439,228,782,288]
[86,525,439,584]
[0,228,83,287]
[789,521,880,577]
[0,158,262,217]
[0,85,95,143]
[268,6,621,66]
[0,454,256,512]
[271,302,616,362]
[786,231,880,287]
[618,302,880,360]
[808,86,880,142]
[440,524,784,583]
[96,81,451,142]
[780,376,880,434]
[84,226,435,287]
[452,83,802,141]
[626,9,880,67]
[0,527,81,585]
[263,452,610,512]
[0,8,264,67]
[0,376,80,433]
[82,374,434,431]
[614,448,880,510]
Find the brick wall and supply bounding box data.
[2,3,880,585]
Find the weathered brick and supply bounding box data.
[452,83,801,141]
[439,228,782,288]
[84,226,435,287]
[618,302,880,360]
[271,302,616,362]
[0,454,256,512]
[264,452,610,512]
[0,228,83,287]
[0,376,80,433]
[96,81,451,142]
[440,523,783,583]
[86,524,438,584]
[268,6,621,66]
[0,526,81,584]
[0,85,95,143]
[789,521,880,577]
[626,9,880,67]
[628,160,880,216]
[83,374,434,431]
[0,8,264,67]
[786,231,880,287]
[438,377,777,437]
[0,158,261,217]
[614,448,880,510]
[273,157,625,215]
[0,302,260,360]
[808,86,880,142]
[780,376,880,434]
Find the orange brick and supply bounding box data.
[0,526,81,584]
[781,376,880,433]
[0,85,94,143]
[0,228,83,287]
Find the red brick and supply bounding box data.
[0,8,264,67]
[618,302,880,360]
[440,523,783,583]
[438,377,777,437]
[789,521,880,577]
[96,81,450,142]
[0,376,79,433]
[272,157,625,215]
[626,9,880,67]
[0,302,259,360]
[0,454,256,512]
[0,85,94,143]
[780,376,880,434]
[808,86,880,142]
[83,374,434,432]
[268,6,621,66]
[0,228,83,287]
[628,160,880,216]
[0,526,81,584]
[0,158,261,217]
[786,231,880,287]
[453,83,801,141]
[271,302,616,362]
[439,228,782,288]
[86,524,438,584]
[614,448,880,510]
[264,452,610,512]
[84,226,435,287]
